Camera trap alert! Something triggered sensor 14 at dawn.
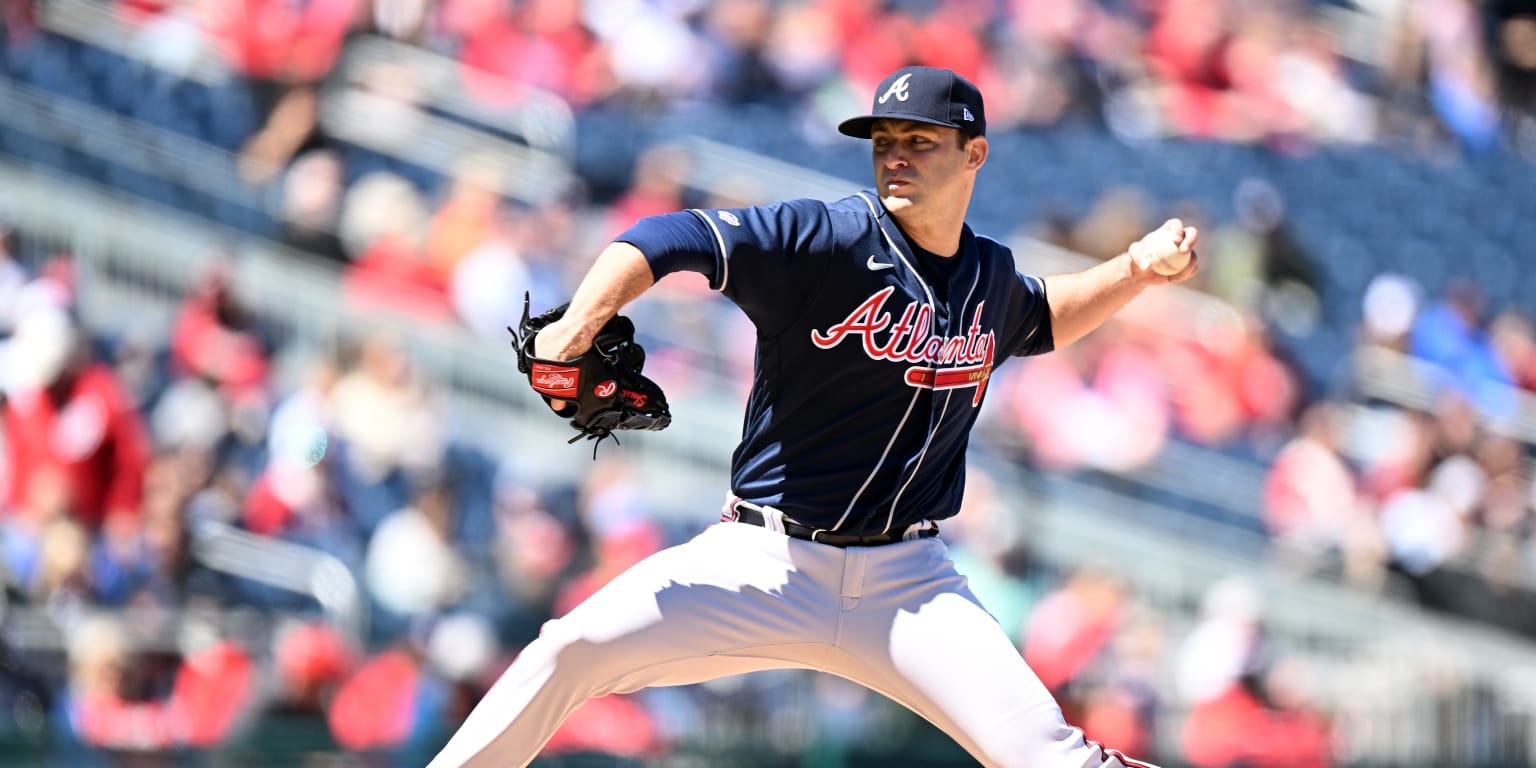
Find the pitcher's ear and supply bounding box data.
[967,136,989,170]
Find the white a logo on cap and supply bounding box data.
[963,107,974,121]
[878,73,913,104]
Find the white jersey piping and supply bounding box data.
[690,208,731,292]
[883,252,983,530]
[841,191,943,534]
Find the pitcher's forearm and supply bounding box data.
[1044,219,1199,348]
[1042,253,1147,349]
[534,242,656,360]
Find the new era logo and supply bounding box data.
[963,107,974,122]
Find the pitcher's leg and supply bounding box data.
[828,543,1157,768]
[427,523,840,768]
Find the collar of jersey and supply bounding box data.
[860,190,978,286]
[858,190,983,345]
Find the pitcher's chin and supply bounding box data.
[881,191,915,213]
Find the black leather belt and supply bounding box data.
[728,503,938,548]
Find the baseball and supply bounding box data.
[1148,238,1191,278]
[1137,227,1191,276]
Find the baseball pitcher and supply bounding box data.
[430,66,1197,768]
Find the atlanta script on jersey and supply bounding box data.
[649,191,1053,537]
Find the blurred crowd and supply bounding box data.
[1004,169,1536,643]
[0,236,682,760]
[0,0,1534,765]
[44,0,1536,174]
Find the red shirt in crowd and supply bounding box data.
[70,641,254,749]
[343,236,457,325]
[170,276,271,403]
[1182,683,1333,768]
[203,0,359,82]
[3,364,151,528]
[327,649,423,751]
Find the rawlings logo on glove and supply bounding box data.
[509,294,671,454]
[531,365,581,396]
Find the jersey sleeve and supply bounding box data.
[616,211,719,280]
[1003,272,1055,357]
[686,199,836,332]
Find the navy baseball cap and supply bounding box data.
[838,66,986,139]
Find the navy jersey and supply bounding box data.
[656,191,1053,535]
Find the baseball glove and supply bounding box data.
[508,294,671,451]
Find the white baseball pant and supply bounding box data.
[427,520,1155,768]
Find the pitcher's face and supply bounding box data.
[870,119,985,214]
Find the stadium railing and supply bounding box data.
[39,0,231,86]
[0,73,270,235]
[318,35,578,207]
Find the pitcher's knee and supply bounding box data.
[527,617,640,693]
[531,618,600,665]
